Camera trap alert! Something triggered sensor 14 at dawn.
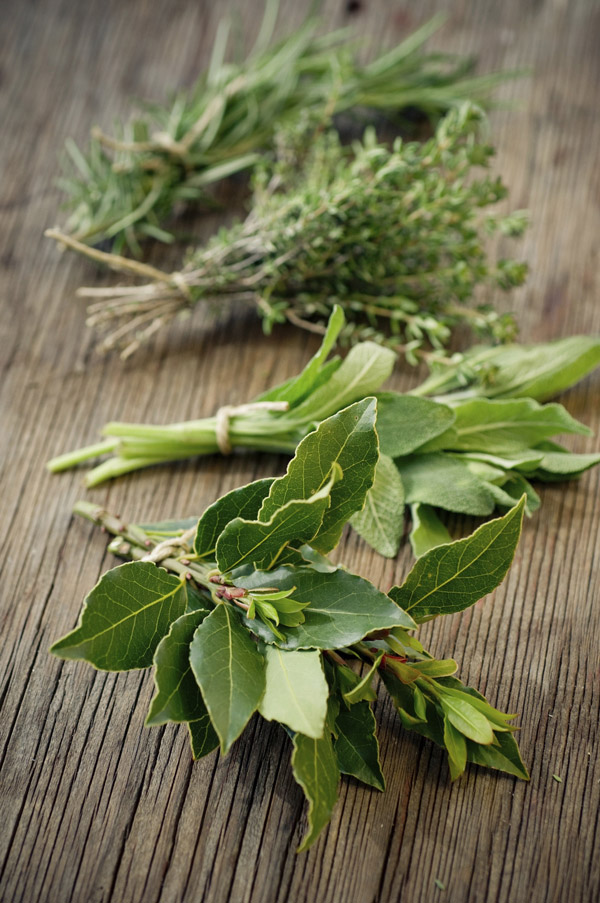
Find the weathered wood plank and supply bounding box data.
[0,1,598,901]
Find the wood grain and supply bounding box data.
[1,1,599,901]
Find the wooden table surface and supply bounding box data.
[1,1,599,901]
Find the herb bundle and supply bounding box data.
[48,310,600,559]
[56,10,520,254]
[52,401,528,850]
[48,105,527,360]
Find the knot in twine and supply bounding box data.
[215,401,290,455]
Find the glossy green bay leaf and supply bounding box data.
[259,647,328,738]
[259,398,379,553]
[51,561,189,670]
[194,477,274,558]
[390,496,525,623]
[291,731,340,852]
[334,700,385,791]
[235,565,415,650]
[189,604,265,753]
[146,609,210,725]
[216,468,338,573]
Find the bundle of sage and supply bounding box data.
[48,309,600,559]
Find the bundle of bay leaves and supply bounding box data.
[52,398,528,849]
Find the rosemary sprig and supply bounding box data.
[48,105,527,359]
[56,9,522,254]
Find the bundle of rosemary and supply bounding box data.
[48,104,527,360]
[57,9,520,253]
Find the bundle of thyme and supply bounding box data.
[48,105,527,360]
[57,9,520,253]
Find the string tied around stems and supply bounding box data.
[215,400,290,454]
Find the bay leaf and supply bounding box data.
[189,604,266,753]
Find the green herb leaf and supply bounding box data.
[146,609,212,726]
[441,695,494,744]
[343,654,384,705]
[260,398,379,552]
[50,561,188,670]
[418,336,600,402]
[259,647,328,739]
[466,730,529,780]
[409,502,452,557]
[534,450,600,479]
[283,345,396,426]
[188,716,221,761]
[443,717,467,780]
[235,565,415,650]
[376,393,455,457]
[257,306,345,407]
[216,467,339,573]
[189,604,266,753]
[397,453,495,516]
[194,478,274,558]
[350,453,405,558]
[390,496,525,622]
[291,731,340,851]
[334,700,385,791]
[438,397,590,453]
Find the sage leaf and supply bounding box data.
[409,503,452,558]
[289,342,396,426]
[535,450,600,479]
[441,397,590,454]
[194,477,274,558]
[259,398,379,553]
[188,715,220,760]
[291,731,340,851]
[189,604,266,753]
[416,336,600,402]
[259,648,328,738]
[397,453,495,516]
[257,306,345,407]
[216,468,338,572]
[350,453,405,558]
[390,496,525,622]
[334,701,385,791]
[146,609,211,725]
[466,730,529,780]
[235,565,415,650]
[51,561,188,670]
[443,717,467,780]
[376,393,455,457]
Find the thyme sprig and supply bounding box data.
[57,10,522,253]
[48,105,527,359]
